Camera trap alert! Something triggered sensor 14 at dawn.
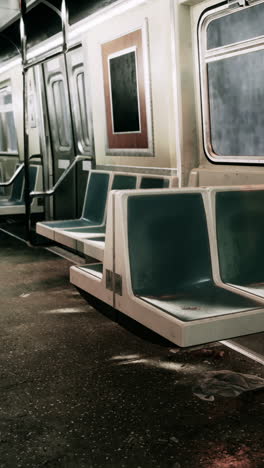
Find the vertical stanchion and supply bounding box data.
[61,0,79,217]
[20,0,32,244]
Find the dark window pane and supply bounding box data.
[208,49,264,156]
[0,116,6,151]
[4,93,12,105]
[207,3,264,49]
[52,80,70,148]
[6,111,17,151]
[0,86,17,152]
[109,51,140,133]
[0,89,11,106]
[76,72,90,147]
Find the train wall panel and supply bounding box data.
[83,0,177,169]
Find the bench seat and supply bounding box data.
[71,188,264,346]
[37,171,110,240]
[38,172,178,248]
[141,281,255,322]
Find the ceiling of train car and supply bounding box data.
[0,0,120,31]
[0,0,121,63]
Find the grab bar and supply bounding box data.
[30,155,91,199]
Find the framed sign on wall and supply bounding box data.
[101,24,153,156]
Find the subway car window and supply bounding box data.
[76,71,90,149]
[207,2,264,49]
[0,85,18,153]
[200,1,264,162]
[67,48,93,156]
[208,50,264,156]
[51,78,71,150]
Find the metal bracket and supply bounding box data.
[238,0,249,6]
[106,270,113,291]
[115,274,123,297]
[106,270,122,296]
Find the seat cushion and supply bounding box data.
[141,282,257,322]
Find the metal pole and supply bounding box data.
[61,0,80,216]
[20,0,32,244]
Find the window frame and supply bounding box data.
[199,0,264,164]
[50,73,72,152]
[67,46,94,157]
[0,83,18,156]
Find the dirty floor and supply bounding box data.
[0,230,264,468]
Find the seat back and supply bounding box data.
[0,163,5,195]
[139,176,170,189]
[10,166,24,201]
[21,166,38,203]
[216,190,264,285]
[82,171,110,223]
[111,173,137,190]
[127,192,212,297]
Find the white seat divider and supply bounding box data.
[208,184,264,303]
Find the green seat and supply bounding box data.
[26,166,38,199]
[216,190,264,297]
[0,166,24,206]
[0,165,37,208]
[41,172,110,229]
[127,193,257,321]
[60,173,137,234]
[140,176,169,189]
[0,164,5,196]
[13,166,25,202]
[65,226,106,234]
[112,174,137,190]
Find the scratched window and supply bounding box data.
[200,1,264,161]
[0,85,18,154]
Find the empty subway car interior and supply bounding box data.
[1,0,264,351]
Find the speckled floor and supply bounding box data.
[0,230,264,468]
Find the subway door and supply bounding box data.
[43,55,76,220]
[67,47,94,218]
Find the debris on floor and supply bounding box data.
[193,370,264,401]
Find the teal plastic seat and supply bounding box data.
[0,166,38,207]
[140,177,169,189]
[216,190,264,296]
[41,172,110,229]
[12,167,25,202]
[0,164,5,196]
[112,174,137,190]
[0,165,41,214]
[60,173,137,234]
[0,166,24,206]
[127,193,256,321]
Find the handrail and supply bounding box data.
[30,155,91,199]
[0,154,42,187]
